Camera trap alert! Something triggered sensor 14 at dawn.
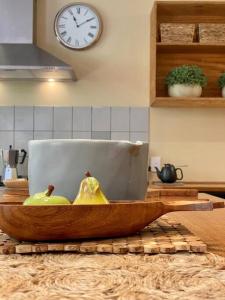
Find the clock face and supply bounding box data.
[54,3,102,50]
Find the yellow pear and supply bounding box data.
[73,172,109,205]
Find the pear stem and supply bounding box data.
[46,185,54,197]
[85,171,92,177]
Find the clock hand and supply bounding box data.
[77,17,95,27]
[72,16,79,28]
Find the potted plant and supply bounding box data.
[218,73,225,97]
[165,65,207,97]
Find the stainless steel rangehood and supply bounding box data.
[0,0,76,81]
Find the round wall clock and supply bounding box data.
[54,3,103,50]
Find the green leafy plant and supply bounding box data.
[218,73,225,89]
[165,65,207,87]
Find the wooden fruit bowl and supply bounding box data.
[0,193,222,242]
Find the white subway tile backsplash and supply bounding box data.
[0,106,149,180]
[92,131,111,140]
[130,107,149,132]
[53,131,72,139]
[130,132,149,143]
[0,106,14,130]
[34,131,53,140]
[0,105,150,182]
[15,131,34,151]
[92,107,110,131]
[0,131,14,149]
[53,107,72,131]
[73,107,92,131]
[15,106,33,131]
[111,107,129,131]
[73,131,92,139]
[111,131,130,141]
[34,107,53,131]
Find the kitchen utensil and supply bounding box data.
[0,195,220,242]
[3,146,27,181]
[155,164,183,183]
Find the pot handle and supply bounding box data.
[176,168,183,180]
[20,149,27,164]
[162,199,213,213]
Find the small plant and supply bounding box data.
[218,73,225,89]
[165,65,207,87]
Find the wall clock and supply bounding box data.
[54,3,102,50]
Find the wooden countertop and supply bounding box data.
[150,181,225,192]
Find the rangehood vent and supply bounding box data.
[0,0,76,81]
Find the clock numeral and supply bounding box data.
[58,24,65,28]
[90,26,97,29]
[84,9,89,16]
[67,37,72,44]
[76,7,81,14]
[75,40,79,47]
[84,38,88,44]
[68,8,74,15]
[61,31,67,37]
[61,16,68,20]
[88,32,94,38]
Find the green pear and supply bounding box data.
[23,185,71,205]
[73,172,109,205]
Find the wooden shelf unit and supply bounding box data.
[157,43,225,53]
[153,97,225,108]
[150,1,225,107]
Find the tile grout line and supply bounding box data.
[52,106,55,139]
[90,107,92,137]
[50,106,53,139]
[148,106,150,143]
[33,106,35,140]
[13,105,15,148]
[71,106,73,139]
[129,106,131,141]
[32,105,34,141]
[109,106,112,140]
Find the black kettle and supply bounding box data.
[155,164,183,183]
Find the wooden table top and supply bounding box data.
[150,181,225,192]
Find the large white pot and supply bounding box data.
[222,86,225,97]
[28,139,149,201]
[168,84,202,97]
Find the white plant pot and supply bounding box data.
[222,86,225,97]
[168,84,202,97]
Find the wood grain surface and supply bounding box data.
[171,207,225,257]
[151,1,225,107]
[157,51,225,97]
[0,191,218,241]
[150,181,225,192]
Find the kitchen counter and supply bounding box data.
[150,181,225,193]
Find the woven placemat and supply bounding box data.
[0,216,207,255]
